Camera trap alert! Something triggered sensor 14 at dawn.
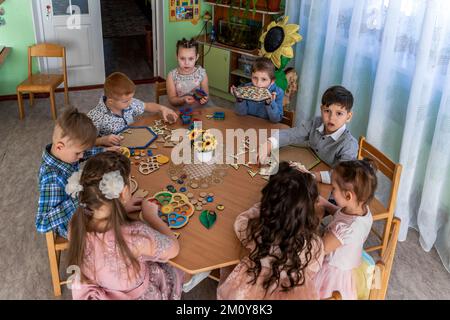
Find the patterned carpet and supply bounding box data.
[101,0,151,38]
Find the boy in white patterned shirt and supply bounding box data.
[88,72,178,146]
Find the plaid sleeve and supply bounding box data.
[83,146,104,160]
[36,173,78,236]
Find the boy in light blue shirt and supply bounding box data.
[231,57,284,123]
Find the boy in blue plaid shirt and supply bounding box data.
[36,108,109,238]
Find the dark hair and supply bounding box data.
[56,107,97,148]
[67,152,139,281]
[252,57,276,80]
[104,72,136,98]
[176,37,199,55]
[321,85,354,112]
[241,162,321,295]
[333,158,378,206]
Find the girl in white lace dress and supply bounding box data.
[166,38,209,108]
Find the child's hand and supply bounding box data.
[265,92,276,105]
[102,134,123,147]
[230,85,237,96]
[124,195,143,213]
[141,199,160,222]
[199,96,209,105]
[184,96,196,105]
[160,106,178,124]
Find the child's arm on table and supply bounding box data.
[166,74,195,107]
[264,89,284,123]
[139,200,180,259]
[95,135,123,147]
[144,102,178,123]
[199,74,209,105]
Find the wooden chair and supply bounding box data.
[45,231,69,296]
[322,291,342,300]
[16,43,69,120]
[155,81,167,104]
[281,108,295,127]
[358,136,402,256]
[368,218,401,300]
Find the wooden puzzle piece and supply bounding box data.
[139,162,160,175]
[234,86,272,102]
[134,189,149,198]
[130,178,138,194]
[248,170,257,178]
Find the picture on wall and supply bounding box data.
[169,0,200,22]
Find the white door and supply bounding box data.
[33,0,105,87]
[152,0,165,78]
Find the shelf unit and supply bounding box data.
[0,47,11,67]
[200,1,284,101]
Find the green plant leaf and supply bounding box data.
[275,69,288,91]
[199,210,217,229]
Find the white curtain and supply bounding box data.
[286,0,450,271]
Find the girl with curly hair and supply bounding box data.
[217,162,324,299]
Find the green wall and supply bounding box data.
[0,0,37,96]
[164,1,211,77]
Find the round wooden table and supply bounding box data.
[131,106,331,274]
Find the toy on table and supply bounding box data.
[148,191,195,229]
[199,210,217,229]
[234,86,272,102]
[179,107,202,125]
[192,88,208,101]
[118,126,157,149]
[206,112,225,120]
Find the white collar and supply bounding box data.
[316,123,347,141]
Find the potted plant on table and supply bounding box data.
[188,128,218,163]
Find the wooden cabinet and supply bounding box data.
[197,1,284,101]
[204,46,230,93]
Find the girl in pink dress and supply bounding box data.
[217,162,324,300]
[315,159,378,300]
[66,152,184,300]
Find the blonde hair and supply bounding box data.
[56,107,97,148]
[104,72,136,98]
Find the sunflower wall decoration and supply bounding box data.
[259,16,302,91]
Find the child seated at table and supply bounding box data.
[67,152,185,300]
[36,108,113,239]
[217,162,324,300]
[260,85,358,184]
[166,38,210,108]
[315,159,377,300]
[87,72,178,147]
[231,57,284,123]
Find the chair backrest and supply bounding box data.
[368,218,401,300]
[155,81,167,104]
[281,109,295,127]
[28,43,67,80]
[358,136,402,214]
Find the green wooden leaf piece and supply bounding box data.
[199,210,217,229]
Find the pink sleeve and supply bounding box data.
[329,222,353,245]
[129,223,178,262]
[234,203,260,245]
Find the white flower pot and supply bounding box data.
[194,150,214,163]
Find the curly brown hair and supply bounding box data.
[241,162,321,295]
[67,152,140,280]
